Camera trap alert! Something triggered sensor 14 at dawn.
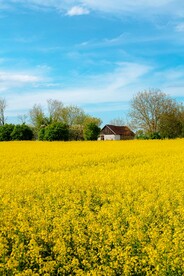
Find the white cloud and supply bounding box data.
[4,62,151,114]
[67,6,89,16]
[2,61,184,120]
[83,62,151,91]
[0,71,40,83]
[2,0,184,18]
[81,0,184,16]
[0,67,49,93]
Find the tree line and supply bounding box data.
[0,89,184,141]
[0,99,101,141]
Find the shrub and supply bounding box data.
[10,124,33,141]
[38,128,46,141]
[83,123,101,141]
[0,124,15,141]
[150,132,161,140]
[43,122,69,141]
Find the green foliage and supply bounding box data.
[149,132,161,140]
[84,115,102,127]
[42,122,69,141]
[38,128,45,141]
[10,124,33,141]
[29,100,102,140]
[135,130,161,140]
[83,123,101,141]
[159,107,184,139]
[62,105,86,126]
[0,124,15,141]
[135,130,149,140]
[29,104,47,130]
[68,125,84,141]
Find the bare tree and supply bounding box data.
[129,89,176,133]
[0,97,7,126]
[62,105,86,126]
[29,104,46,129]
[109,117,125,126]
[17,114,28,124]
[47,99,64,123]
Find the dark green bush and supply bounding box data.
[43,122,69,141]
[0,124,15,141]
[38,128,45,141]
[83,123,101,141]
[10,124,33,141]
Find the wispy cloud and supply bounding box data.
[75,32,177,51]
[1,0,184,18]
[3,62,151,112]
[81,0,184,17]
[76,34,127,49]
[2,61,184,120]
[0,66,49,92]
[66,6,90,16]
[81,62,152,91]
[0,71,40,83]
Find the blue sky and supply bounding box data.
[0,0,184,125]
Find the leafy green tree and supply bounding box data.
[62,105,86,126]
[159,106,183,138]
[38,128,45,141]
[11,124,33,141]
[135,130,149,140]
[29,104,47,129]
[0,124,15,141]
[180,110,184,137]
[44,122,69,141]
[69,125,84,141]
[83,122,101,141]
[149,132,161,139]
[135,130,161,140]
[29,99,102,140]
[83,115,102,127]
[29,104,48,139]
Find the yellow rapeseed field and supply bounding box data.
[0,140,184,275]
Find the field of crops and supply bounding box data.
[0,140,184,275]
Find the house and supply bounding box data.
[98,124,135,141]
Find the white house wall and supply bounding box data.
[104,134,120,140]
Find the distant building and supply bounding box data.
[98,124,135,141]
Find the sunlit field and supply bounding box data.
[0,140,184,275]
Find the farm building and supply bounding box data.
[98,124,135,141]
